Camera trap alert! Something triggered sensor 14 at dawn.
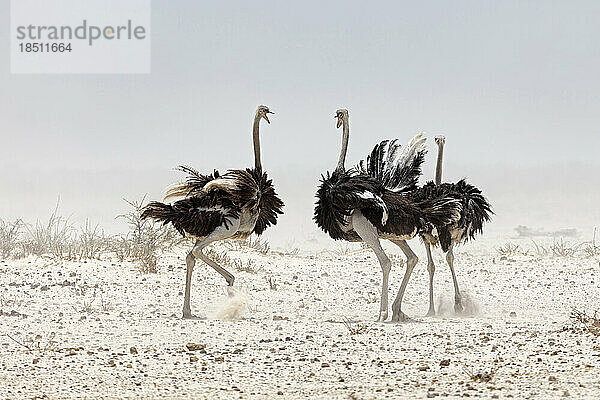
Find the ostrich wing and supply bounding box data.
[142,193,240,238]
[164,165,220,201]
[314,170,388,240]
[357,132,427,193]
[202,168,284,235]
[407,179,491,250]
[202,169,260,208]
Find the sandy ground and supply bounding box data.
[1,235,599,399]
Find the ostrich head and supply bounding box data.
[434,135,446,148]
[256,105,274,124]
[334,109,349,129]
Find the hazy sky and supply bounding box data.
[1,1,599,238]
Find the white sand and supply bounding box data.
[0,235,599,399]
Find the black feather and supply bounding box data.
[141,193,239,238]
[143,167,284,238]
[314,169,386,240]
[247,168,284,235]
[408,179,493,251]
[164,166,220,200]
[357,138,427,192]
[314,169,461,241]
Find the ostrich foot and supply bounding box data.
[391,310,409,323]
[454,301,464,314]
[377,310,388,322]
[226,286,239,298]
[426,307,436,317]
[182,311,199,319]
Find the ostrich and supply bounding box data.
[412,135,493,315]
[314,109,461,322]
[141,105,284,319]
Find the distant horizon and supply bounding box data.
[1,161,598,246]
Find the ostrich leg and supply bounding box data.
[446,243,463,313]
[352,211,392,322]
[183,219,240,319]
[424,242,436,316]
[390,239,418,322]
[183,243,199,319]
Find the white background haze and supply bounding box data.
[1,0,599,245]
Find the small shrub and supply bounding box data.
[107,234,132,262]
[0,218,24,259]
[549,238,581,257]
[22,202,75,260]
[77,219,107,260]
[117,196,181,273]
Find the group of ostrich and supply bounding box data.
[142,105,492,321]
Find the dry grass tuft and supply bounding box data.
[245,236,270,255]
[549,238,581,257]
[76,219,107,260]
[0,218,24,259]
[581,227,600,258]
[117,196,181,273]
[222,236,271,255]
[266,276,278,290]
[530,239,549,256]
[5,332,60,353]
[1,197,181,271]
[570,308,600,336]
[99,296,114,312]
[342,318,371,335]
[204,246,264,274]
[283,247,299,256]
[204,248,241,271]
[496,242,522,256]
[237,259,263,274]
[462,364,499,383]
[73,297,96,314]
[21,201,75,260]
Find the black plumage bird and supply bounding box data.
[141,105,284,319]
[314,109,461,322]
[407,136,493,315]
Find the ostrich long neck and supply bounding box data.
[252,114,262,172]
[435,141,444,185]
[336,117,349,171]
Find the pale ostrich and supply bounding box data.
[314,109,461,322]
[142,105,284,319]
[413,136,493,315]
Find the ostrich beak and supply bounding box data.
[336,116,342,128]
[263,110,273,124]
